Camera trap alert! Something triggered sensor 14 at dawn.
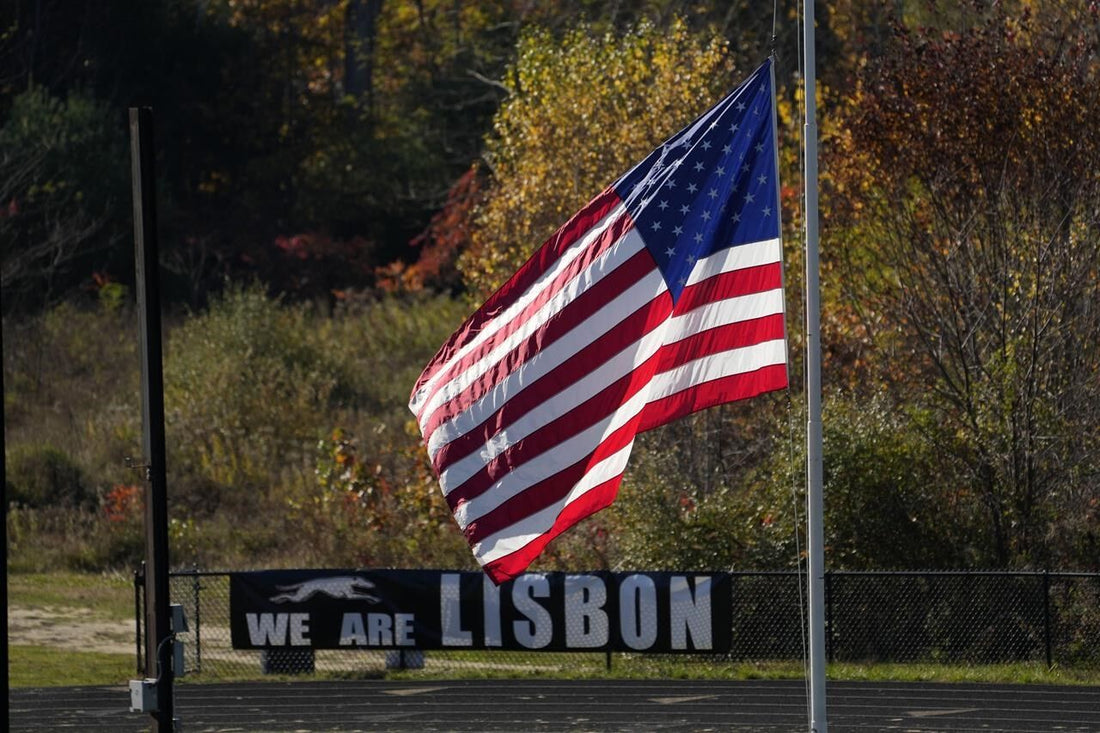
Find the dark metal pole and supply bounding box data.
[193,567,202,673]
[135,565,144,674]
[2,292,9,718]
[130,106,174,732]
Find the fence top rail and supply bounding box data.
[819,570,1100,579]
[159,568,1100,580]
[729,570,1100,579]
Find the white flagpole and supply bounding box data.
[802,0,827,730]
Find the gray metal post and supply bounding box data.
[130,106,174,732]
[803,0,828,729]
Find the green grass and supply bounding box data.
[827,661,1100,686]
[9,645,136,687]
[385,657,1100,686]
[9,570,134,619]
[9,571,138,688]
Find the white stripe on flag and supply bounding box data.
[452,381,655,529]
[649,339,788,402]
[686,237,782,286]
[437,307,668,492]
[427,232,659,460]
[665,289,786,344]
[410,202,628,418]
[471,443,635,565]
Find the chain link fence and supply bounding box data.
[137,570,1100,679]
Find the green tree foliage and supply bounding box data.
[3,297,145,570]
[2,286,475,570]
[609,399,798,571]
[0,0,518,305]
[2,300,140,489]
[0,86,126,310]
[286,425,471,569]
[280,293,474,567]
[820,394,977,569]
[157,287,474,566]
[176,0,541,300]
[0,1,789,307]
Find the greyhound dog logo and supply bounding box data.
[269,576,381,604]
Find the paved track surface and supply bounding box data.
[10,679,1100,732]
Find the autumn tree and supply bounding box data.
[461,19,738,297]
[828,3,1100,568]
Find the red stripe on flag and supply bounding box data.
[656,313,787,373]
[674,261,783,315]
[421,245,654,443]
[444,343,665,511]
[637,362,789,433]
[462,406,645,546]
[481,478,621,585]
[432,291,673,475]
[412,189,624,409]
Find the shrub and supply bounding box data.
[6,504,144,572]
[283,426,472,570]
[6,443,94,508]
[610,401,796,572]
[164,285,352,508]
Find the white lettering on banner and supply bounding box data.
[368,612,392,645]
[440,573,473,646]
[339,613,418,647]
[512,574,552,648]
[339,613,367,646]
[246,612,311,646]
[670,576,712,650]
[289,613,311,645]
[395,613,415,646]
[247,613,290,645]
[619,575,658,650]
[564,575,609,647]
[482,575,502,647]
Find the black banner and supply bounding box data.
[230,569,731,653]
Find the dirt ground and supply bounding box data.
[8,605,136,655]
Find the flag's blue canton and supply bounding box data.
[613,60,779,303]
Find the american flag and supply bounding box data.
[410,59,788,583]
